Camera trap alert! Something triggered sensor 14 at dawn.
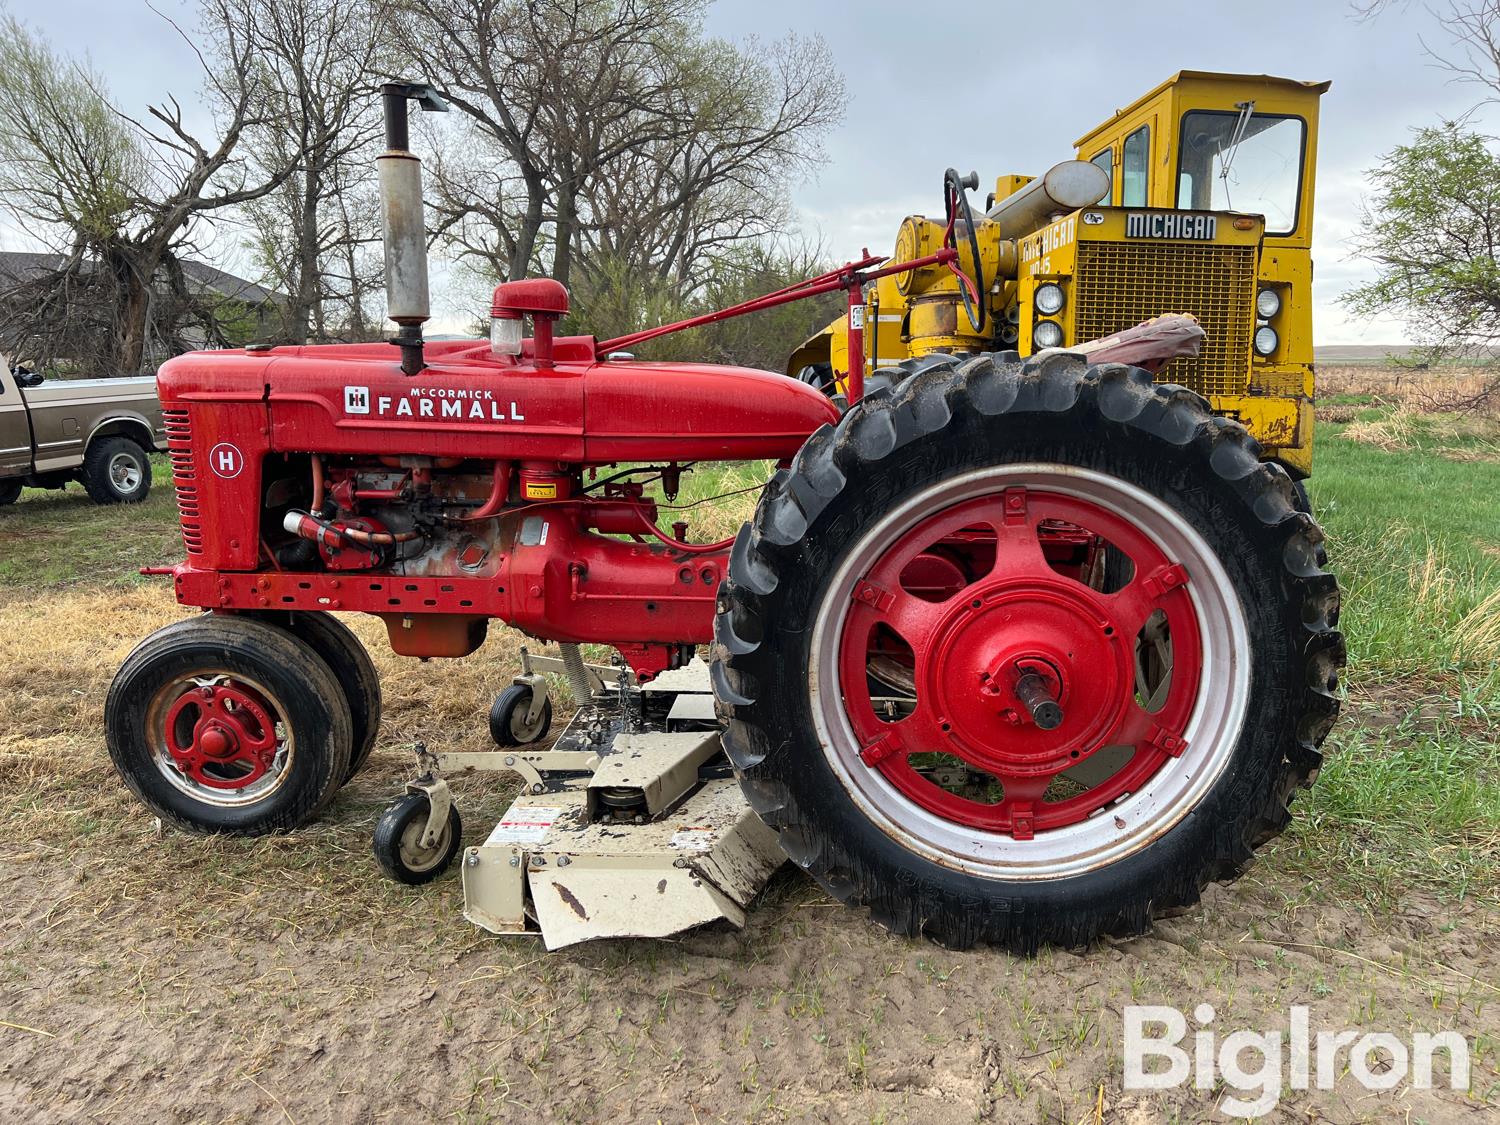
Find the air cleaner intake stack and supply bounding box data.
[378,82,448,375]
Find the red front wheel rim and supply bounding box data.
[148,673,294,805]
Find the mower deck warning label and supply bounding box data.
[485,803,562,845]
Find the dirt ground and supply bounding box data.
[1,583,1496,1123]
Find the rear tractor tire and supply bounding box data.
[713,352,1344,952]
[106,615,354,835]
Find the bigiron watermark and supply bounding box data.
[1123,1003,1471,1118]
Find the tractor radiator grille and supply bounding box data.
[163,409,202,556]
[1073,241,1256,399]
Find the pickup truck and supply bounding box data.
[0,365,164,506]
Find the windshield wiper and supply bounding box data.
[1217,100,1256,209]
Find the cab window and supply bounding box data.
[1175,110,1305,235]
[1121,125,1149,207]
[1090,148,1113,203]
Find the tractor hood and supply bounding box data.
[156,338,840,465]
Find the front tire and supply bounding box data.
[106,615,354,834]
[713,353,1343,951]
[248,611,382,783]
[0,479,20,506]
[82,436,151,504]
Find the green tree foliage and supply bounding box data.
[1345,123,1500,359]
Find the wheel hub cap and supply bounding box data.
[163,682,278,790]
[928,580,1129,774]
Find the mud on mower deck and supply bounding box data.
[377,655,786,950]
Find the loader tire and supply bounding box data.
[247,610,382,783]
[82,435,151,504]
[106,615,354,835]
[712,352,1343,952]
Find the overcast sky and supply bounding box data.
[5,0,1491,344]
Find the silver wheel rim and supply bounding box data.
[398,811,450,873]
[510,699,545,742]
[145,671,295,807]
[807,463,1251,880]
[109,451,142,493]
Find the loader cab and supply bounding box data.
[1075,71,1325,251]
[786,70,1329,476]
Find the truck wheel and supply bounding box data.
[247,611,382,783]
[82,435,151,504]
[0,479,20,506]
[106,615,354,835]
[713,353,1344,952]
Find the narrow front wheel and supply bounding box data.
[106,616,354,834]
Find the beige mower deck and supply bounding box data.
[418,656,786,950]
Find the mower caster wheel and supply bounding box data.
[373,792,462,885]
[490,683,552,746]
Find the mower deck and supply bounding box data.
[428,658,785,950]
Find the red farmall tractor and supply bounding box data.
[106,85,1343,951]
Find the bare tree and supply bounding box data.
[396,0,844,294]
[234,0,389,343]
[1345,0,1500,407]
[0,5,302,373]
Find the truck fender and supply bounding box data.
[86,411,160,455]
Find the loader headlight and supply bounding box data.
[1035,283,1066,316]
[1033,320,1064,349]
[1254,326,1279,356]
[490,314,523,357]
[1256,288,1281,319]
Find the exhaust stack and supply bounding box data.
[378,83,448,376]
[985,160,1110,239]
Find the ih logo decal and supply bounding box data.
[344,386,371,414]
[208,442,244,480]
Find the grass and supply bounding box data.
[1280,401,1500,904]
[0,454,182,591]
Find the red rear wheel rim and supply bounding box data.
[837,483,1204,841]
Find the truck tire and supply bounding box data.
[247,610,382,783]
[82,435,151,504]
[713,353,1344,952]
[0,479,20,506]
[106,615,354,835]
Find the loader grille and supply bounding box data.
[1072,241,1256,399]
[163,409,202,556]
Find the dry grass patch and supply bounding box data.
[1342,407,1421,451]
[1320,364,1500,417]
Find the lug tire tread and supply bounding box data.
[712,353,1344,952]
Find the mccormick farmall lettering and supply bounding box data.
[345,384,525,422]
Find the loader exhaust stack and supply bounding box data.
[377,82,448,375]
[984,159,1110,237]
